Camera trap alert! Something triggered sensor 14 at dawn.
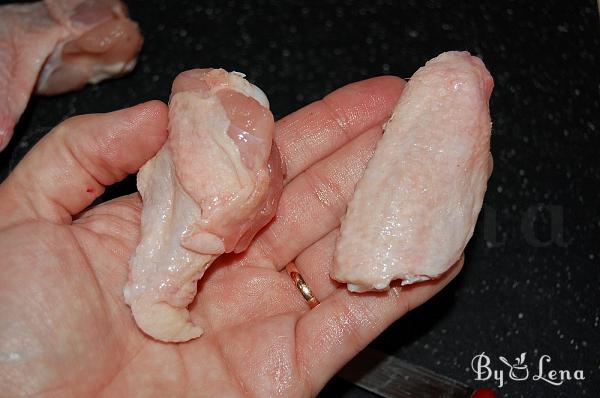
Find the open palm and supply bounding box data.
[0,77,462,397]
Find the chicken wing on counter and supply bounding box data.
[0,0,143,150]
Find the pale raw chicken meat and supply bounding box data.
[0,0,143,150]
[332,51,494,292]
[124,69,284,342]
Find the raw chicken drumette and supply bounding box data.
[124,69,283,342]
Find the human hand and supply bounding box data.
[0,77,463,397]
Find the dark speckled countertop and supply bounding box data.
[1,1,598,397]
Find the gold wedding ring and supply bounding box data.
[286,263,320,309]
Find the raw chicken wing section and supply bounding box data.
[124,69,283,342]
[0,0,142,150]
[332,51,494,292]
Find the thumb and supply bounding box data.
[0,101,168,226]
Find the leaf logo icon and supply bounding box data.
[499,353,529,381]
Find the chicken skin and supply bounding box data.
[0,0,143,150]
[124,69,283,342]
[332,51,493,292]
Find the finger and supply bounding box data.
[237,125,382,270]
[282,229,341,301]
[275,76,405,183]
[296,256,465,394]
[0,101,168,226]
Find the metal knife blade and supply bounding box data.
[337,348,476,398]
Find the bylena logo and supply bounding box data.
[471,352,585,388]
